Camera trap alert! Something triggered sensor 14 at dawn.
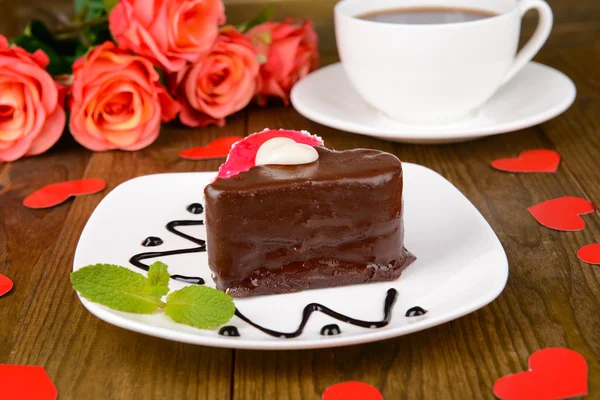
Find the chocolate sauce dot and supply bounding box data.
[219,326,240,337]
[405,306,428,317]
[142,236,163,247]
[187,203,204,214]
[320,324,341,336]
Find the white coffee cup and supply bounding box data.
[334,0,553,124]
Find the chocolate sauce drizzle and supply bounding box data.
[405,306,427,317]
[320,324,341,336]
[234,288,398,339]
[129,207,206,285]
[142,236,163,247]
[130,204,400,339]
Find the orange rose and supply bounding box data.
[170,27,259,127]
[109,0,225,72]
[247,19,319,105]
[0,35,66,162]
[69,42,179,151]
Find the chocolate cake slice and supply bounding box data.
[204,131,415,297]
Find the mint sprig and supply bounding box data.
[71,262,235,330]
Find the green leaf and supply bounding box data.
[71,264,165,314]
[75,41,90,58]
[54,37,81,57]
[11,35,72,75]
[237,3,275,33]
[164,286,235,329]
[146,262,170,300]
[63,41,90,66]
[85,22,113,46]
[61,41,91,66]
[103,0,119,13]
[25,20,55,46]
[76,0,106,19]
[75,0,87,13]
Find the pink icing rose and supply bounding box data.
[247,19,319,105]
[0,35,66,163]
[170,27,259,127]
[69,42,180,151]
[109,0,226,72]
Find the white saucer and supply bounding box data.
[73,165,508,350]
[290,62,576,144]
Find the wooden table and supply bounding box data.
[1,0,599,398]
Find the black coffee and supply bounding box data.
[358,7,497,25]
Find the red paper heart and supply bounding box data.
[577,244,600,265]
[0,365,58,400]
[179,136,244,160]
[322,381,383,400]
[528,196,595,231]
[491,149,560,173]
[493,348,587,400]
[0,274,13,297]
[23,178,106,209]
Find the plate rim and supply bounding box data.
[290,61,576,142]
[73,164,509,350]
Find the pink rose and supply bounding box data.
[0,35,66,163]
[247,19,319,105]
[109,0,226,72]
[170,27,259,127]
[69,42,180,151]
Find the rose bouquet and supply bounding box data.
[0,0,319,162]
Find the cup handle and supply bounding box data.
[500,0,553,85]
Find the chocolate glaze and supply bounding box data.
[204,146,416,297]
[235,288,397,338]
[320,324,342,336]
[142,236,163,247]
[406,306,427,317]
[130,220,206,285]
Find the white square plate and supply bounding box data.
[73,163,508,350]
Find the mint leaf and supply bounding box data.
[146,262,170,299]
[71,264,164,314]
[164,286,235,329]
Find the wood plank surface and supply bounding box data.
[1,119,247,399]
[1,0,599,399]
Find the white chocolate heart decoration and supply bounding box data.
[255,137,319,166]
